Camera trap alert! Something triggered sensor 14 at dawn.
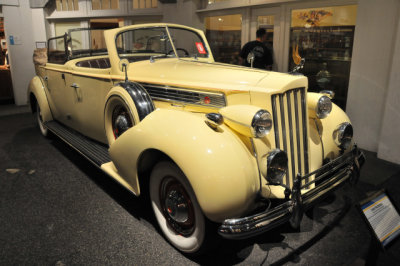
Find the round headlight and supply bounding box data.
[251,110,272,138]
[316,96,332,119]
[333,122,353,150]
[266,149,288,185]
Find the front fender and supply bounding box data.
[308,93,352,167]
[109,109,260,222]
[28,76,53,122]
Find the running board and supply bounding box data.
[44,121,111,167]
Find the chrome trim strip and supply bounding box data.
[286,90,296,183]
[271,95,280,149]
[218,147,364,240]
[141,83,226,108]
[294,89,302,175]
[250,138,264,194]
[301,88,309,179]
[223,116,252,128]
[279,94,289,186]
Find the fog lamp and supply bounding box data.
[333,122,353,150]
[266,149,288,185]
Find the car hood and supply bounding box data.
[126,58,307,94]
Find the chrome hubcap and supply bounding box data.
[112,105,132,139]
[165,189,189,223]
[160,177,195,236]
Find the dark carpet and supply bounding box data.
[1,112,400,265]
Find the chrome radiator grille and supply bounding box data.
[271,87,309,188]
[141,83,226,108]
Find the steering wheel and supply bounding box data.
[168,48,190,57]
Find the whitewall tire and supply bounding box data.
[36,102,49,137]
[150,161,206,254]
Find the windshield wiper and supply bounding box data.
[149,54,174,63]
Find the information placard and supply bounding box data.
[361,191,400,247]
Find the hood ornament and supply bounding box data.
[290,44,305,75]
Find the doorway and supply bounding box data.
[0,17,14,104]
[250,7,283,72]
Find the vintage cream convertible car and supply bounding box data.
[29,23,365,254]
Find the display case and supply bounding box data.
[205,14,242,65]
[289,5,357,110]
[289,26,355,110]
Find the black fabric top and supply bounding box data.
[239,40,273,69]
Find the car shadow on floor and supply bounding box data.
[47,133,355,265]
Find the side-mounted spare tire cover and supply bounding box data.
[105,82,155,145]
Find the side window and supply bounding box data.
[47,35,68,64]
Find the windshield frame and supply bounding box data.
[114,25,210,60]
[67,27,115,60]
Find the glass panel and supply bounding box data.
[69,29,111,58]
[68,0,74,10]
[56,0,62,11]
[116,27,209,60]
[168,27,209,58]
[205,14,242,64]
[92,0,119,10]
[102,0,110,9]
[48,36,67,64]
[111,0,119,9]
[133,0,139,9]
[257,15,274,52]
[56,0,79,11]
[62,0,68,11]
[92,0,101,9]
[55,21,81,36]
[289,5,357,110]
[133,0,157,9]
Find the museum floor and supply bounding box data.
[1,106,400,265]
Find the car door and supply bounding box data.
[69,59,114,144]
[45,35,80,131]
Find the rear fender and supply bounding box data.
[28,76,53,122]
[109,108,260,222]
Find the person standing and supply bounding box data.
[239,28,273,70]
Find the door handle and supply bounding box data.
[70,83,79,89]
[71,83,82,102]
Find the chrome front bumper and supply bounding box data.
[218,146,365,239]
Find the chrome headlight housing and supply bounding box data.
[251,110,272,138]
[316,96,332,119]
[266,149,288,185]
[333,122,353,150]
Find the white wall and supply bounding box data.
[162,0,202,29]
[346,0,400,159]
[2,1,47,106]
[31,8,47,44]
[3,1,36,106]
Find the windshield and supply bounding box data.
[68,28,113,58]
[115,26,209,60]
